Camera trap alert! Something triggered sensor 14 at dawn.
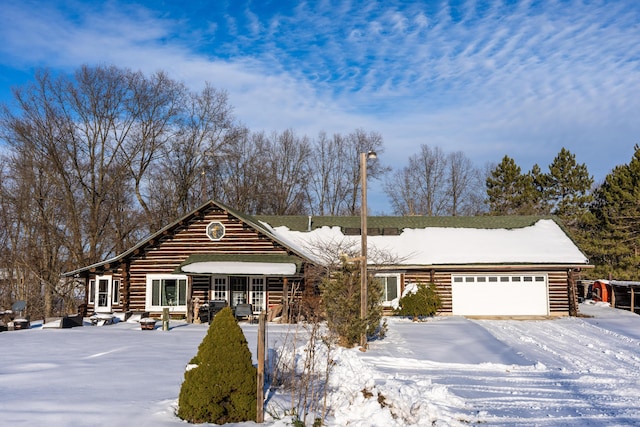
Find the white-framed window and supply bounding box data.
[375,274,400,306]
[97,278,110,308]
[250,277,265,312]
[146,274,188,310]
[88,279,96,304]
[212,276,228,301]
[112,279,120,305]
[452,274,547,284]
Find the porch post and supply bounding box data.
[282,277,289,324]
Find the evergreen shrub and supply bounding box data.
[177,306,257,424]
[396,282,441,321]
[321,259,383,347]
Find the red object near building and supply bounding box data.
[592,280,610,302]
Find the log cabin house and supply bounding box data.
[64,200,592,320]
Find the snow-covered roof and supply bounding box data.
[176,254,301,275]
[262,218,590,266]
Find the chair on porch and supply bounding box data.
[234,303,255,323]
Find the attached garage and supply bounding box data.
[451,274,549,316]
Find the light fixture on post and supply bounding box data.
[360,150,377,350]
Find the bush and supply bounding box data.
[396,282,441,321]
[177,306,257,424]
[320,259,383,347]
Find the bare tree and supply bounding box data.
[306,132,351,215]
[0,65,237,315]
[446,150,485,216]
[386,146,486,216]
[124,71,185,231]
[344,129,388,215]
[207,127,269,214]
[385,144,447,216]
[146,84,235,229]
[262,129,311,215]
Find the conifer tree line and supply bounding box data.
[0,65,637,317]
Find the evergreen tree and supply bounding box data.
[177,306,257,424]
[546,148,593,224]
[486,156,536,215]
[395,283,441,321]
[528,164,551,215]
[583,145,640,280]
[320,258,383,348]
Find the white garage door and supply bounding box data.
[451,274,549,316]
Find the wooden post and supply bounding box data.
[256,311,267,423]
[611,284,616,308]
[567,270,578,317]
[282,278,289,324]
[162,307,170,331]
[631,287,636,314]
[360,152,368,350]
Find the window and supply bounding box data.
[88,279,95,304]
[97,279,109,308]
[452,274,548,285]
[250,277,265,311]
[376,275,400,306]
[147,275,188,309]
[212,276,228,301]
[112,280,120,304]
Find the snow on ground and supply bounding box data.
[1,301,639,426]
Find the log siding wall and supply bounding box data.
[79,205,580,319]
[89,209,302,314]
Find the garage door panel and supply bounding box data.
[452,282,548,316]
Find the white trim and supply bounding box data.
[375,274,401,307]
[112,279,120,305]
[205,221,225,241]
[182,261,296,275]
[88,279,96,304]
[95,275,112,313]
[211,276,228,301]
[249,277,266,312]
[145,274,189,311]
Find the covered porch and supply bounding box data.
[175,253,306,322]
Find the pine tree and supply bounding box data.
[546,148,593,224]
[320,259,383,348]
[528,164,551,215]
[177,306,257,424]
[583,145,640,280]
[486,155,535,215]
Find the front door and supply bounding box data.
[95,276,112,313]
[230,276,248,308]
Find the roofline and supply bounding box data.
[371,263,593,271]
[63,200,317,277]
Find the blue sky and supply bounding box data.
[1,0,639,212]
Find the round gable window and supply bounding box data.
[206,221,225,241]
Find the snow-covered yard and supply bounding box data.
[1,302,639,426]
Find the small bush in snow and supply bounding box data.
[177,306,257,424]
[320,258,384,348]
[395,282,441,321]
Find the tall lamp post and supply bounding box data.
[360,150,377,350]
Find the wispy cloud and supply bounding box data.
[0,0,639,190]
